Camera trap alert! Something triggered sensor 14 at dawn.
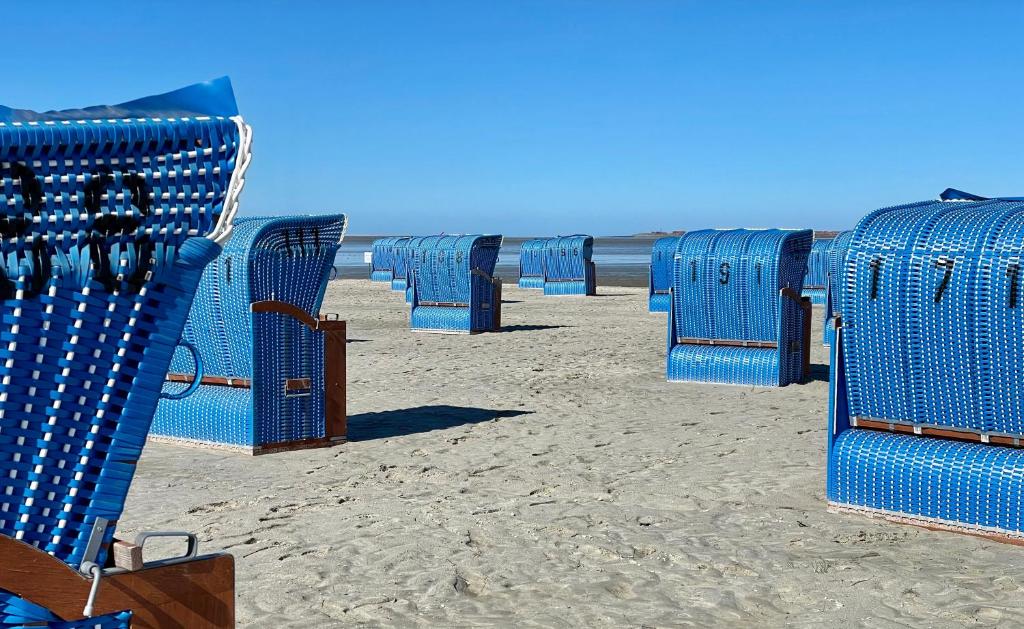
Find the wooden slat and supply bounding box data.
[417,301,469,308]
[0,536,234,628]
[853,416,1024,448]
[166,373,251,388]
[677,338,777,349]
[321,317,347,441]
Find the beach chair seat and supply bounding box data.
[801,233,836,305]
[410,235,502,333]
[0,79,250,627]
[648,235,680,312]
[518,238,546,289]
[822,230,852,346]
[153,215,348,454]
[828,189,1024,541]
[542,235,596,296]
[667,229,812,386]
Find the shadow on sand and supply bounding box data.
[347,405,533,441]
[805,363,830,383]
[496,324,567,333]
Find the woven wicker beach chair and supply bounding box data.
[403,236,430,304]
[802,234,835,305]
[0,79,251,627]
[369,236,399,282]
[648,236,681,313]
[391,237,413,292]
[410,235,502,333]
[152,215,348,455]
[667,229,813,386]
[822,230,852,347]
[518,238,546,289]
[828,189,1024,542]
[542,235,596,296]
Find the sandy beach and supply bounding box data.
[123,280,1024,628]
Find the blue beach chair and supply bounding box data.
[392,237,413,292]
[801,235,835,305]
[152,215,348,454]
[369,236,401,282]
[648,236,680,312]
[403,236,431,304]
[542,235,596,296]
[667,229,813,386]
[518,238,547,289]
[828,189,1024,542]
[0,79,250,628]
[410,235,503,333]
[822,230,852,347]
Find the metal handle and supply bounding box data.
[160,341,204,400]
[134,531,199,564]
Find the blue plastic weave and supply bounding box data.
[827,192,1024,537]
[518,238,547,289]
[410,235,502,333]
[802,237,833,305]
[152,214,347,449]
[648,236,680,312]
[542,235,596,296]
[667,229,812,386]
[0,81,247,624]
[370,236,404,282]
[822,230,852,347]
[391,237,413,292]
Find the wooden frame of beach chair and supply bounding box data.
[666,229,813,387]
[153,215,349,454]
[0,79,251,627]
[0,534,235,627]
[827,189,1024,543]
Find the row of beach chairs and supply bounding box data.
[517,235,597,296]
[3,79,1024,628]
[370,235,504,334]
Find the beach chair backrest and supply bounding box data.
[413,235,501,304]
[841,194,1024,435]
[650,236,680,294]
[0,80,251,570]
[671,229,812,343]
[542,235,593,281]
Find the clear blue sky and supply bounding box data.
[6,1,1023,235]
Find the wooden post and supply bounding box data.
[319,317,347,442]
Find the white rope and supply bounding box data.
[208,116,253,245]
